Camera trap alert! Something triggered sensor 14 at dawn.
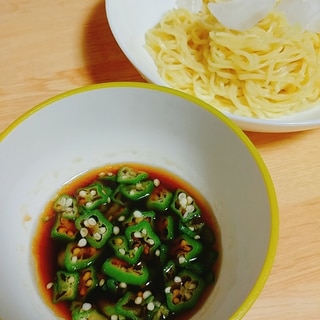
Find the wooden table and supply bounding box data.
[1,1,320,319]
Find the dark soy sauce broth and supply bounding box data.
[32,163,221,320]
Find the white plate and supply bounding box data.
[105,0,320,132]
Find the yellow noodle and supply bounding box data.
[145,1,320,118]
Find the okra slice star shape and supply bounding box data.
[75,210,113,249]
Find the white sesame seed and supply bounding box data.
[46,282,54,289]
[147,302,155,311]
[155,249,160,256]
[118,216,125,222]
[194,235,201,240]
[79,190,87,198]
[133,210,142,218]
[165,287,171,294]
[99,279,105,286]
[111,315,118,320]
[119,282,127,289]
[174,276,182,283]
[143,290,152,300]
[135,296,143,305]
[153,178,160,187]
[113,226,120,235]
[78,238,87,247]
[82,303,92,311]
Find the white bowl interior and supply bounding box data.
[0,83,278,319]
[106,0,320,132]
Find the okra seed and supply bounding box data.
[80,228,88,237]
[93,232,102,240]
[90,190,97,196]
[83,220,89,227]
[147,238,155,246]
[133,210,142,218]
[136,182,143,190]
[111,315,118,320]
[180,198,188,208]
[85,279,93,287]
[46,282,53,289]
[165,287,171,294]
[118,216,125,222]
[85,201,93,208]
[71,256,78,263]
[83,271,91,281]
[153,178,160,187]
[99,279,105,286]
[147,302,155,311]
[174,276,182,283]
[99,226,106,234]
[82,303,92,311]
[155,249,160,256]
[119,248,126,255]
[143,290,152,299]
[129,190,135,196]
[194,235,201,240]
[119,282,127,289]
[79,190,87,198]
[134,231,143,238]
[59,197,67,206]
[186,205,195,213]
[78,238,87,247]
[88,217,97,226]
[141,228,147,236]
[135,296,143,305]
[98,172,105,177]
[107,172,113,176]
[66,197,73,207]
[178,192,187,201]
[187,196,193,204]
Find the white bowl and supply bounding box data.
[105,0,320,133]
[0,82,278,320]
